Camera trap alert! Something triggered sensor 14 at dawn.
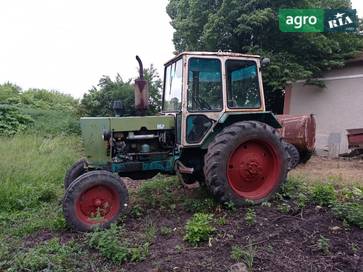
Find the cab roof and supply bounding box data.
[164,51,261,66]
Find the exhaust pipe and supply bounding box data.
[135,55,149,115]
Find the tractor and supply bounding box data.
[63,52,291,231]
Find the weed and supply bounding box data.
[311,183,337,207]
[332,202,363,228]
[88,224,149,264]
[351,242,359,253]
[160,226,173,236]
[9,238,80,271]
[184,213,215,246]
[277,203,291,213]
[316,235,330,254]
[216,215,227,226]
[296,192,309,208]
[137,176,180,209]
[144,219,157,243]
[183,197,216,213]
[261,201,272,207]
[225,201,237,211]
[244,208,256,225]
[230,245,243,261]
[281,177,307,199]
[129,204,144,218]
[230,242,256,272]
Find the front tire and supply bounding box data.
[63,171,128,232]
[204,121,288,205]
[64,159,88,189]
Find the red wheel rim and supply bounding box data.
[227,140,282,200]
[75,185,120,225]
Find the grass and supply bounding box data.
[0,134,81,212]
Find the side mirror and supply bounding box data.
[261,58,271,67]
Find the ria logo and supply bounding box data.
[279,9,358,33]
[325,9,357,32]
[328,12,352,29]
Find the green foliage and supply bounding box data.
[9,239,81,272]
[332,202,363,228]
[80,66,162,117]
[230,242,256,272]
[136,176,180,209]
[184,213,215,246]
[23,108,80,135]
[88,224,149,264]
[0,105,34,136]
[311,183,337,206]
[316,235,330,255]
[160,226,173,236]
[0,83,78,112]
[277,203,291,213]
[183,189,216,213]
[167,0,363,94]
[0,135,81,212]
[244,208,256,225]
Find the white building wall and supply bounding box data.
[289,66,363,154]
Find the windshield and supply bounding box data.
[187,58,223,111]
[226,59,261,109]
[163,58,183,112]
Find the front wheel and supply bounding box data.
[63,171,128,231]
[204,121,288,205]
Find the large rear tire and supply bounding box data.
[204,121,288,205]
[63,170,128,232]
[64,159,88,189]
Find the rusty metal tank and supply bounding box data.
[276,114,316,153]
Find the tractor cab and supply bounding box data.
[161,52,275,148]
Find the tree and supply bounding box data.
[167,0,363,111]
[79,65,163,117]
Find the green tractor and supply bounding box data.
[63,52,289,231]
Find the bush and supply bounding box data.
[184,213,215,246]
[311,183,337,207]
[88,224,149,263]
[0,105,34,136]
[333,202,363,229]
[137,176,180,209]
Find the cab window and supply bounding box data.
[163,59,183,112]
[226,59,261,109]
[187,58,222,112]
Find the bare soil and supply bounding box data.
[22,157,363,272]
[119,205,362,272]
[291,156,363,185]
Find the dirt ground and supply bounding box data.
[290,155,363,185]
[20,156,363,272]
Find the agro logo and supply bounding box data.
[325,9,357,32]
[279,9,324,32]
[279,9,358,32]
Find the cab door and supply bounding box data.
[181,56,225,146]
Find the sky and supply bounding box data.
[0,0,174,98]
[0,0,362,98]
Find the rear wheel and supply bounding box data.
[204,121,288,205]
[63,171,128,231]
[284,142,300,170]
[64,159,88,189]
